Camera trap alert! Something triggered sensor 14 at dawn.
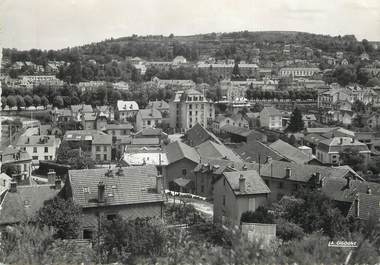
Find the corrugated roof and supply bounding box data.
[223,170,270,196]
[68,165,163,208]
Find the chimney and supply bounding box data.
[340,138,343,145]
[367,186,372,195]
[117,167,123,176]
[156,175,163,194]
[285,167,291,178]
[354,197,360,218]
[55,177,62,189]
[47,169,56,184]
[266,156,272,164]
[106,169,114,177]
[239,174,246,192]
[98,181,105,203]
[10,180,17,193]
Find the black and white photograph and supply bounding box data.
[0,0,379,264]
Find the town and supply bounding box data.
[0,31,380,264]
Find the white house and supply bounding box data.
[135,109,163,131]
[15,135,61,163]
[117,100,139,122]
[259,107,283,130]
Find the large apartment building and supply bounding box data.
[169,89,215,131]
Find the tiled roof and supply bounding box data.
[303,133,328,145]
[269,139,314,164]
[194,157,258,175]
[317,137,370,153]
[68,165,163,208]
[196,140,242,163]
[235,140,287,163]
[223,170,270,196]
[137,109,162,120]
[165,141,200,164]
[0,184,61,225]
[117,100,139,111]
[135,127,164,137]
[64,130,107,142]
[104,123,134,130]
[305,127,337,135]
[92,134,112,145]
[185,123,222,147]
[0,146,32,164]
[147,100,169,110]
[322,177,380,203]
[347,193,380,220]
[260,160,353,183]
[130,137,160,146]
[220,125,251,137]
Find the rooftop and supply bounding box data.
[223,170,270,196]
[165,141,200,164]
[269,139,315,164]
[117,100,139,111]
[137,108,162,120]
[68,165,163,208]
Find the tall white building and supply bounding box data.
[169,89,215,131]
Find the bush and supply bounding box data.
[276,218,304,241]
[240,206,275,224]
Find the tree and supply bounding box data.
[41,96,49,108]
[286,107,304,132]
[33,95,41,107]
[16,95,25,110]
[352,100,366,113]
[53,95,64,108]
[1,96,7,109]
[240,207,274,224]
[56,142,95,170]
[366,77,380,87]
[339,148,365,171]
[352,114,365,128]
[23,95,33,107]
[333,65,357,86]
[36,197,82,239]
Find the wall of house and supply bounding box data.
[91,144,111,162]
[194,171,219,200]
[20,142,59,162]
[164,159,197,190]
[83,120,96,130]
[262,177,305,203]
[79,202,163,239]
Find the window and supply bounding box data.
[278,182,283,189]
[182,169,187,175]
[223,179,226,186]
[147,120,151,125]
[96,146,100,152]
[104,146,107,152]
[222,195,226,206]
[106,214,117,220]
[32,156,38,160]
[44,156,49,160]
[24,164,27,171]
[201,185,204,193]
[96,154,101,160]
[44,147,48,153]
[83,229,93,240]
[103,154,107,160]
[49,156,53,160]
[33,147,37,153]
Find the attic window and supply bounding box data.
[24,200,30,207]
[83,187,90,193]
[67,135,72,138]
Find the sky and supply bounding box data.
[1,0,380,50]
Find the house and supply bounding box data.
[117,100,139,122]
[147,100,170,118]
[322,176,380,216]
[260,160,360,202]
[165,141,200,192]
[219,125,266,143]
[0,173,12,197]
[212,115,236,134]
[81,113,97,130]
[96,106,115,121]
[51,108,72,123]
[360,52,370,61]
[259,107,283,130]
[347,193,380,221]
[70,105,93,121]
[0,146,32,180]
[316,137,371,165]
[184,123,222,147]
[63,130,112,162]
[235,140,289,164]
[269,140,319,165]
[195,140,242,163]
[302,114,317,128]
[364,113,380,129]
[0,180,62,227]
[279,67,320,78]
[15,135,61,163]
[123,148,168,175]
[65,165,164,239]
[193,158,258,199]
[135,108,163,131]
[169,89,215,131]
[213,170,270,226]
[103,123,134,136]
[172,56,187,65]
